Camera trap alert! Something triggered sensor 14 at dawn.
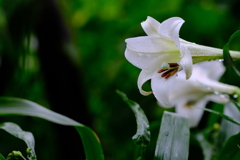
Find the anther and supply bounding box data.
[168,63,179,67]
[158,69,166,73]
[158,63,179,79]
[161,69,173,78]
[164,68,178,79]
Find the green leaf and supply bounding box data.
[217,132,240,160]
[196,133,212,160]
[206,103,224,128]
[230,99,240,112]
[194,106,240,125]
[223,30,240,76]
[0,97,104,160]
[217,102,240,150]
[154,111,190,160]
[0,153,6,160]
[116,90,150,146]
[0,122,36,159]
[6,151,26,160]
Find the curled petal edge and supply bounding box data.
[158,17,184,49]
[141,16,161,36]
[137,70,153,96]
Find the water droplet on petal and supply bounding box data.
[218,59,224,62]
[214,91,220,95]
[206,87,211,90]
[220,94,227,98]
[233,94,238,98]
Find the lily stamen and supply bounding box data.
[158,69,167,73]
[168,63,179,67]
[161,68,178,79]
[165,68,178,79]
[158,63,179,79]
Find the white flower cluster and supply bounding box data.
[125,17,240,127]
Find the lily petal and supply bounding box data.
[125,48,179,70]
[137,70,154,95]
[197,61,225,80]
[158,17,184,49]
[170,78,199,101]
[141,16,161,36]
[178,45,193,79]
[125,36,177,53]
[197,78,238,95]
[151,71,177,107]
[205,94,229,104]
[175,94,207,127]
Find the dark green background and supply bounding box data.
[0,0,240,159]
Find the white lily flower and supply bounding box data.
[164,61,239,127]
[125,16,240,107]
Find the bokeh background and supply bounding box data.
[0,0,240,159]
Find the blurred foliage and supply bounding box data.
[0,0,240,159]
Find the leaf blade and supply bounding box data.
[0,122,36,159]
[0,153,6,160]
[223,30,240,76]
[0,97,104,160]
[116,90,150,160]
[194,105,240,125]
[154,111,190,160]
[217,132,240,160]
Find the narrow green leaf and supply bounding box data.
[217,102,240,150]
[0,153,6,160]
[223,30,240,76]
[154,111,190,160]
[196,133,212,160]
[230,99,240,112]
[0,122,36,159]
[116,90,150,146]
[0,97,104,160]
[194,106,240,125]
[217,132,240,160]
[206,103,224,128]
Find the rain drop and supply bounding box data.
[165,132,169,136]
[206,86,212,90]
[214,91,220,95]
[174,153,178,157]
[233,94,238,98]
[220,94,227,98]
[218,59,224,62]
